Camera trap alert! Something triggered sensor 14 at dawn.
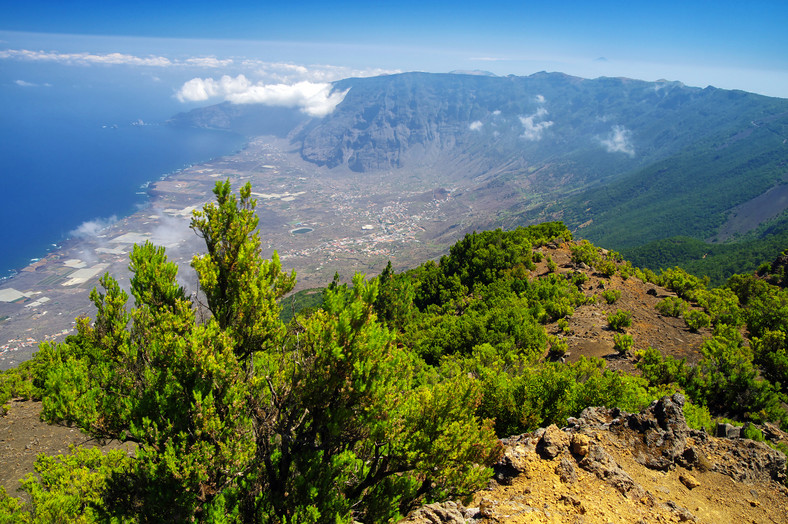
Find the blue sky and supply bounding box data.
[2,0,788,100]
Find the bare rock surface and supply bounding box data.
[404,395,788,523]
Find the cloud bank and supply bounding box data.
[600,125,635,156]
[0,49,398,81]
[176,74,349,117]
[0,49,174,67]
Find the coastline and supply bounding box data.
[0,134,482,370]
[0,137,251,369]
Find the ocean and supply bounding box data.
[0,65,246,279]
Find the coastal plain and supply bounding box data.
[0,136,520,369]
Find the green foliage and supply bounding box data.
[742,423,765,442]
[548,335,568,357]
[752,330,788,392]
[570,240,600,266]
[634,266,659,285]
[33,182,501,522]
[619,261,634,280]
[0,360,39,415]
[658,267,708,301]
[684,309,712,332]
[15,209,788,519]
[601,289,621,304]
[466,354,667,437]
[696,288,744,327]
[569,271,589,289]
[0,487,29,523]
[595,259,618,278]
[11,446,132,523]
[689,332,786,424]
[405,296,547,364]
[523,273,585,322]
[613,333,634,354]
[607,310,632,332]
[682,401,714,433]
[655,296,687,317]
[546,256,558,273]
[636,347,691,386]
[374,261,417,331]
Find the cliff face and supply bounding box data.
[402,394,788,523]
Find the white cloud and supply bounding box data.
[242,61,399,84]
[176,74,251,102]
[0,48,240,69]
[151,213,190,249]
[70,216,118,239]
[184,56,234,68]
[535,94,545,104]
[469,120,483,131]
[599,125,635,156]
[14,79,36,87]
[492,110,502,116]
[176,74,349,117]
[1,48,397,88]
[519,107,553,141]
[0,49,173,67]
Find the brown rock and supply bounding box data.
[537,424,569,459]
[556,456,578,483]
[571,433,590,457]
[679,472,700,489]
[399,501,467,523]
[478,497,496,519]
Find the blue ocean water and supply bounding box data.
[0,67,245,279]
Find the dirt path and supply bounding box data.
[0,400,131,497]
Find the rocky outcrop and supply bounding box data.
[470,394,788,523]
[399,501,472,524]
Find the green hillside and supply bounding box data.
[3,183,788,522]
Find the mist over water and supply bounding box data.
[0,66,245,278]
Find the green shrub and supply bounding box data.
[570,271,589,288]
[596,259,617,277]
[546,256,558,273]
[684,309,711,332]
[548,335,568,357]
[658,267,708,301]
[655,296,687,317]
[602,289,622,304]
[613,333,634,354]
[683,402,714,433]
[619,262,634,280]
[557,318,571,333]
[607,310,632,332]
[571,240,600,266]
[635,267,659,285]
[636,347,691,386]
[696,288,744,327]
[742,423,765,442]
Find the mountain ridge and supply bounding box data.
[170,71,788,281]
